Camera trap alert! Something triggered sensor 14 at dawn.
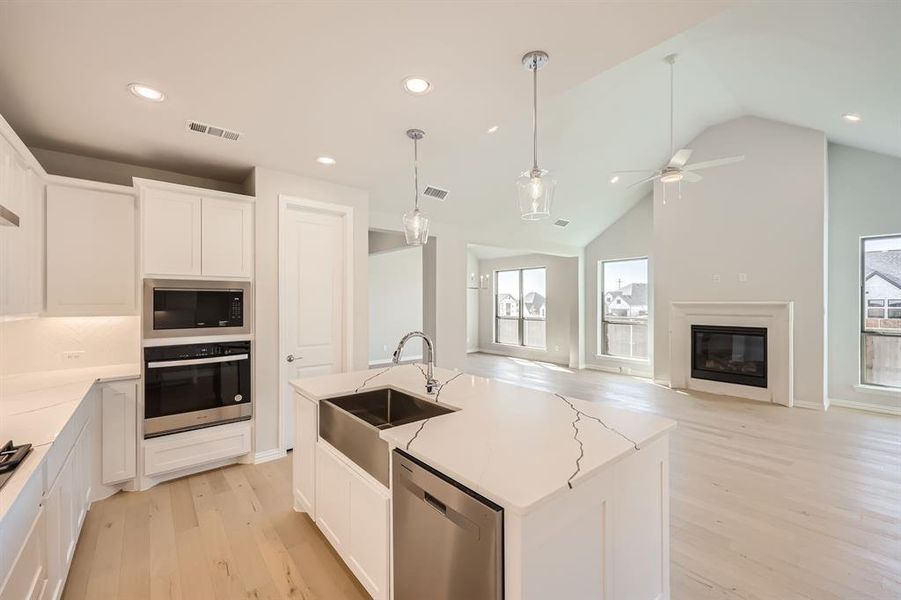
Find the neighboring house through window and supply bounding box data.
[599,258,649,360]
[495,267,546,348]
[861,235,901,389]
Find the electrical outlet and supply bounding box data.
[712,273,721,283]
[62,350,85,361]
[383,344,388,353]
[738,272,748,282]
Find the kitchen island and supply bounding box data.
[292,364,676,600]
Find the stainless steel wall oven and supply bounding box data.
[144,341,252,438]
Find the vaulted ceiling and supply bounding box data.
[0,1,897,250]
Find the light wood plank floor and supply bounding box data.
[64,353,901,600]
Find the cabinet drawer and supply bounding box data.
[143,422,251,477]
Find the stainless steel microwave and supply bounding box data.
[143,279,252,339]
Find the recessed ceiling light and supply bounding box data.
[610,175,620,184]
[128,83,165,102]
[842,113,862,122]
[487,125,499,134]
[316,156,336,166]
[403,77,431,95]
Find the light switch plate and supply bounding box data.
[62,350,85,361]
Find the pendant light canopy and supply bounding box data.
[402,128,430,245]
[517,50,555,221]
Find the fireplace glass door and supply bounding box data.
[691,325,768,388]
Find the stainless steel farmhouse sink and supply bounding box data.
[319,388,456,486]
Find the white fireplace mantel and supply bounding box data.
[669,301,794,406]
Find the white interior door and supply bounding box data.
[280,199,351,451]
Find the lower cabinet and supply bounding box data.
[0,508,47,600]
[101,381,137,484]
[292,392,317,515]
[315,442,390,600]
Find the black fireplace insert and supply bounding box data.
[691,325,767,388]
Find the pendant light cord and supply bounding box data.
[669,57,675,158]
[412,136,420,211]
[532,59,539,171]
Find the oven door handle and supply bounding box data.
[147,354,250,369]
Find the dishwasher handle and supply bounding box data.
[423,491,447,515]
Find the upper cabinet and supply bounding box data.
[0,126,44,317]
[138,179,254,280]
[46,180,137,316]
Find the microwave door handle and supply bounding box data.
[147,354,250,369]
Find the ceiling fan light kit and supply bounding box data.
[402,128,430,246]
[516,50,556,221]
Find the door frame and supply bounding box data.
[278,194,355,454]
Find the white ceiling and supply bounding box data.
[1,1,898,250]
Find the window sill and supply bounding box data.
[493,342,547,351]
[854,384,901,397]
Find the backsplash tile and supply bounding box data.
[0,316,139,376]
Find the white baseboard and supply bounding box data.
[791,399,826,411]
[828,397,901,416]
[584,363,652,378]
[254,448,288,464]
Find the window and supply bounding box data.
[861,234,901,389]
[495,267,546,348]
[599,258,648,360]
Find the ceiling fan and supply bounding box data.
[614,54,744,199]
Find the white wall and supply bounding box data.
[476,253,579,365]
[827,143,901,412]
[250,166,370,456]
[466,249,479,353]
[584,195,653,376]
[369,210,468,370]
[0,316,139,376]
[652,116,828,408]
[368,246,423,364]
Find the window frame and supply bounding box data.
[494,267,547,349]
[598,256,649,361]
[860,234,901,390]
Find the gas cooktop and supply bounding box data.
[0,441,32,491]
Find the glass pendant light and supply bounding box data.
[517,50,555,221]
[402,128,430,245]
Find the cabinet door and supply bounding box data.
[201,196,253,278]
[101,382,137,485]
[0,507,47,600]
[315,444,351,552]
[142,189,202,276]
[46,185,136,315]
[44,446,75,600]
[0,151,42,317]
[348,473,390,600]
[293,393,317,515]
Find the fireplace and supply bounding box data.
[691,325,768,388]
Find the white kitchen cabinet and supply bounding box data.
[138,179,254,280]
[46,182,136,316]
[201,196,253,278]
[347,469,390,600]
[141,187,202,277]
[100,381,137,485]
[292,392,317,515]
[315,442,389,600]
[0,134,43,317]
[0,507,47,600]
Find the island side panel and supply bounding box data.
[510,434,670,600]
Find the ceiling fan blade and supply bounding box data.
[668,148,693,168]
[626,173,661,189]
[612,169,659,174]
[681,171,703,183]
[684,155,745,171]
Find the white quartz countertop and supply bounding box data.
[0,363,140,521]
[0,363,140,447]
[291,364,676,515]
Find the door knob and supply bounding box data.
[286,354,296,362]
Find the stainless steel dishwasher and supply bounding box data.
[392,449,504,599]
